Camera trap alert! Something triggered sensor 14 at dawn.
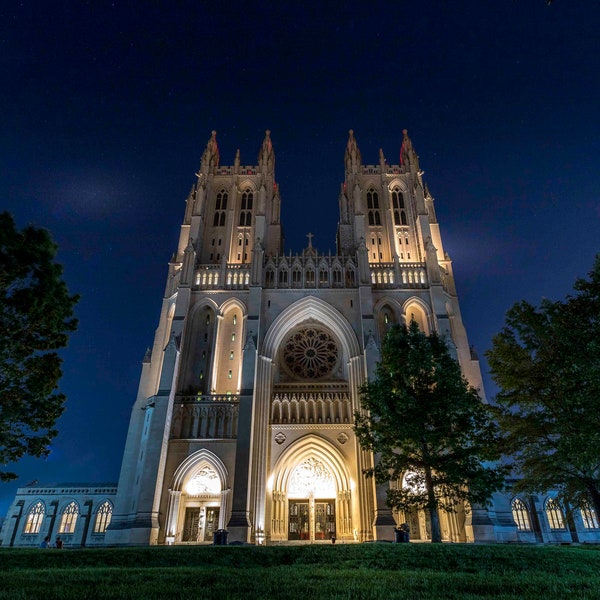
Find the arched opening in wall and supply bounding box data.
[23,501,45,534]
[167,450,230,545]
[180,466,221,542]
[404,302,430,335]
[287,458,337,541]
[179,304,217,396]
[376,303,398,341]
[270,437,353,543]
[213,302,245,394]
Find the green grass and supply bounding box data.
[1,544,600,599]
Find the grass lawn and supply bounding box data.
[1,543,599,599]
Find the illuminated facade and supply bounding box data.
[3,130,599,547]
[104,128,493,546]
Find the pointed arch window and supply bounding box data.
[59,501,79,534]
[366,188,381,228]
[292,268,302,287]
[401,211,407,225]
[93,501,113,534]
[581,501,599,529]
[23,501,45,534]
[216,191,228,210]
[266,268,275,287]
[240,188,253,227]
[391,188,405,209]
[545,497,566,530]
[213,190,227,227]
[366,189,379,209]
[511,498,532,531]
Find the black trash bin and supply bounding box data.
[394,525,410,543]
[213,529,228,545]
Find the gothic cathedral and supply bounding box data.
[104,129,489,546]
[6,130,600,547]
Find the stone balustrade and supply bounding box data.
[171,395,239,439]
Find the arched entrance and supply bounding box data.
[180,465,222,542]
[165,449,231,544]
[287,458,337,541]
[270,435,353,543]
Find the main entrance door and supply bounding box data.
[182,506,220,542]
[288,499,335,541]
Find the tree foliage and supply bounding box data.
[355,323,506,542]
[0,212,79,481]
[486,255,600,518]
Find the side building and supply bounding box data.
[0,484,117,547]
[2,130,599,547]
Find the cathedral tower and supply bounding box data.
[105,129,487,546]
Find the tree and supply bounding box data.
[0,212,79,481]
[355,323,506,543]
[486,255,600,520]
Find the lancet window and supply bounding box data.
[58,501,79,534]
[213,190,227,227]
[93,501,113,533]
[23,501,45,534]
[544,498,566,530]
[239,188,253,226]
[511,497,532,531]
[367,188,381,226]
[581,502,599,529]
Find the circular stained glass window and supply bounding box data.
[281,327,339,380]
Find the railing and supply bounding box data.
[358,164,408,175]
[193,259,427,291]
[369,262,427,289]
[194,265,250,290]
[171,395,239,439]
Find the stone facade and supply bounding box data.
[2,130,599,547]
[1,484,117,548]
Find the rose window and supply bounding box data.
[282,327,339,379]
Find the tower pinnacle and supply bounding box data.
[200,130,220,174]
[344,129,362,174]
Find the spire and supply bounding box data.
[344,129,362,174]
[200,130,220,174]
[258,129,275,174]
[400,129,419,171]
[379,147,386,168]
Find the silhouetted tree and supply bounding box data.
[355,323,506,542]
[487,256,600,519]
[0,212,79,481]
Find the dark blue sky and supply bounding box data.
[1,1,599,514]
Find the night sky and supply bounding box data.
[1,1,599,515]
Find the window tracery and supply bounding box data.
[59,501,79,534]
[511,497,531,531]
[288,458,336,498]
[186,466,221,495]
[93,501,113,533]
[214,190,227,227]
[581,501,599,529]
[544,497,565,530]
[281,327,339,380]
[23,501,44,534]
[239,188,253,226]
